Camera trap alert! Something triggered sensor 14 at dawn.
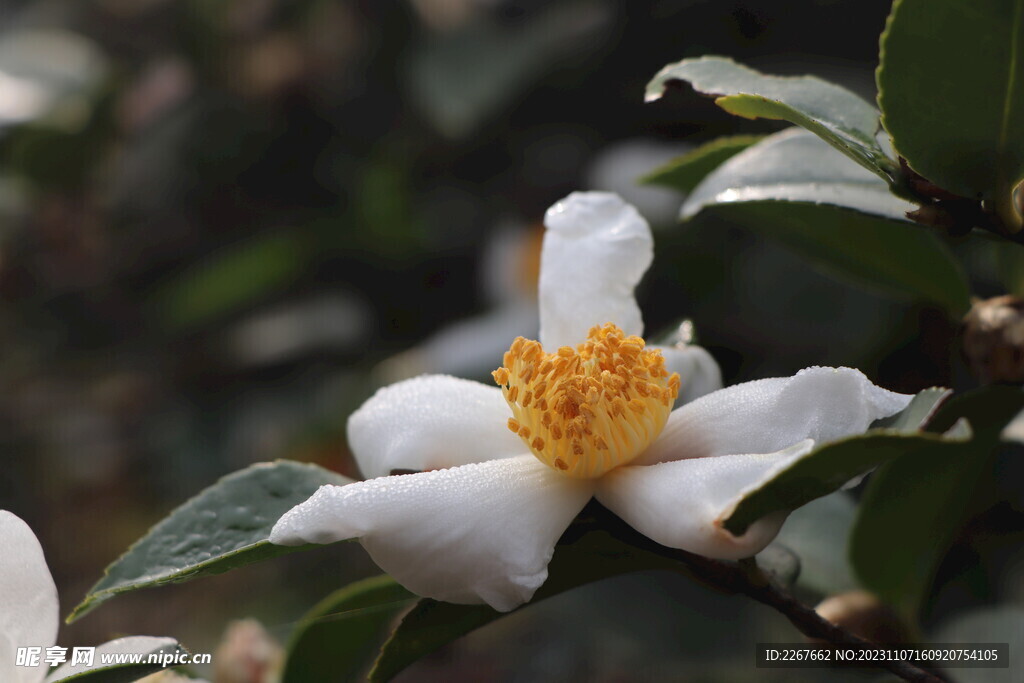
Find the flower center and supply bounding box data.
[492,323,680,478]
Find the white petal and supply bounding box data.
[539,192,653,350]
[597,440,814,559]
[349,375,525,479]
[270,455,593,612]
[0,634,18,683]
[655,344,723,404]
[45,636,180,682]
[636,366,912,466]
[0,511,58,683]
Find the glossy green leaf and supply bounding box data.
[682,129,914,222]
[878,0,1024,230]
[715,202,970,315]
[647,56,897,181]
[680,131,970,313]
[639,134,764,193]
[722,388,958,536]
[871,387,953,432]
[851,386,1024,619]
[46,637,185,683]
[69,461,353,622]
[282,575,416,683]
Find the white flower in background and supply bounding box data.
[271,192,911,612]
[0,510,178,683]
[212,619,282,683]
[585,138,691,226]
[375,220,543,384]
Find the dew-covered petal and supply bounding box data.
[597,440,814,559]
[348,375,526,479]
[0,511,58,683]
[636,366,912,466]
[539,192,653,350]
[270,455,593,612]
[655,344,723,405]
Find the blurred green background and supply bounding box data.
[1,0,1005,680]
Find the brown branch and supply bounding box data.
[574,507,946,683]
[679,554,945,683]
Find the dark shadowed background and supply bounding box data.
[3,1,1007,680]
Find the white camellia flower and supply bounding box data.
[0,510,179,683]
[271,192,912,612]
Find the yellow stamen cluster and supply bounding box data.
[492,323,680,478]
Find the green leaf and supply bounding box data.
[282,575,417,683]
[773,492,859,596]
[639,134,765,193]
[851,386,1024,619]
[371,602,495,682]
[682,128,914,222]
[714,202,971,315]
[46,637,185,683]
[878,0,1024,230]
[721,388,960,536]
[871,387,953,432]
[679,131,970,313]
[646,56,897,182]
[69,461,353,622]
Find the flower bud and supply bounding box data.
[814,591,912,644]
[212,619,283,683]
[962,295,1024,383]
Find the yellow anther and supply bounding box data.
[494,323,680,478]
